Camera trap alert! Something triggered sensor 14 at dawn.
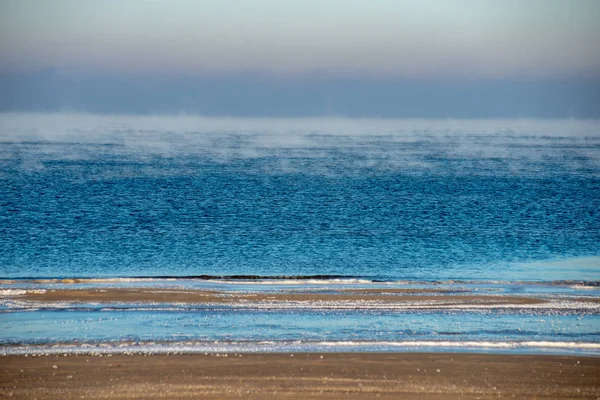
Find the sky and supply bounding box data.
[1,0,599,117]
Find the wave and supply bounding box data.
[2,275,359,283]
[2,340,599,356]
[2,299,598,314]
[2,275,599,287]
[0,289,46,296]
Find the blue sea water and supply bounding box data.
[0,114,599,354]
[1,114,599,281]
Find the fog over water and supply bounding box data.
[2,114,599,178]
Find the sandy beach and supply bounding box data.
[2,285,598,399]
[1,352,598,399]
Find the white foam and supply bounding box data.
[0,289,46,296]
[2,340,599,356]
[0,289,27,296]
[1,295,598,313]
[570,285,597,290]
[316,341,600,349]
[82,278,174,283]
[210,279,376,285]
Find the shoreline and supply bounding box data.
[2,352,599,399]
[3,341,600,358]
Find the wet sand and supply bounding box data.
[12,288,546,306]
[1,353,598,399]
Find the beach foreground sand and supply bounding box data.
[1,353,598,399]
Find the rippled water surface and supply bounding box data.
[1,114,599,281]
[1,114,599,354]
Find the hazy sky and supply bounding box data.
[1,0,599,116]
[2,0,600,78]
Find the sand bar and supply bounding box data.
[4,287,551,306]
[1,352,598,399]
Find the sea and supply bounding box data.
[1,113,599,356]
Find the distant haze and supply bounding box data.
[1,0,599,117]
